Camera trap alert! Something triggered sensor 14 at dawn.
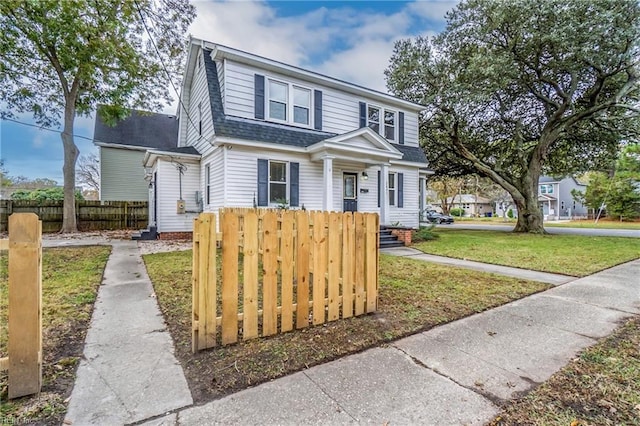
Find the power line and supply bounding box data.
[2,117,97,143]
[132,0,202,141]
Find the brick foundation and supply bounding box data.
[389,228,412,246]
[158,231,193,240]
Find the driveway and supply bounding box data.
[443,223,640,238]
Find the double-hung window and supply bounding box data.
[388,173,396,206]
[384,110,395,140]
[269,161,287,203]
[367,104,396,141]
[293,87,311,125]
[268,79,312,126]
[368,106,380,133]
[269,80,288,121]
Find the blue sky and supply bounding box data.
[0,0,455,183]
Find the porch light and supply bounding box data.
[362,171,369,181]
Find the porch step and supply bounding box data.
[379,227,405,248]
[132,226,158,241]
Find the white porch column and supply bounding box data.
[379,163,390,225]
[322,155,335,211]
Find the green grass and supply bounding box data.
[452,217,640,229]
[491,316,640,426]
[414,229,640,276]
[0,246,111,424]
[143,250,550,402]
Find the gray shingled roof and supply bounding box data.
[203,50,427,164]
[94,106,179,151]
[155,146,200,156]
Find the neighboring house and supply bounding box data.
[94,107,179,201]
[495,176,588,220]
[443,194,493,217]
[134,38,428,237]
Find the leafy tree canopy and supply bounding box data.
[11,186,84,202]
[0,0,195,231]
[386,0,640,232]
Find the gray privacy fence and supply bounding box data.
[0,200,148,233]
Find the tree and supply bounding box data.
[428,177,465,214]
[575,144,640,220]
[11,186,84,202]
[0,0,195,232]
[385,0,640,233]
[76,153,100,193]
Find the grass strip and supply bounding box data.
[0,246,111,424]
[414,229,640,277]
[144,250,550,402]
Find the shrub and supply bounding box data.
[507,208,514,219]
[413,224,439,242]
[450,208,465,217]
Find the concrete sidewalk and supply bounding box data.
[65,240,192,425]
[382,246,574,285]
[143,258,639,426]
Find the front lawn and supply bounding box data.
[491,316,640,426]
[143,250,549,403]
[0,246,111,425]
[414,229,640,277]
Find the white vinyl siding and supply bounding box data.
[183,47,215,156]
[389,166,419,228]
[155,158,200,233]
[222,60,421,146]
[99,147,148,201]
[217,60,225,108]
[201,148,224,212]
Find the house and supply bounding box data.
[94,108,179,201]
[443,194,493,217]
[495,176,588,220]
[134,38,428,238]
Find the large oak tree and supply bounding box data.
[1,0,195,231]
[386,0,640,233]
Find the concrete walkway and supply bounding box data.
[382,246,574,285]
[140,258,639,426]
[65,240,192,425]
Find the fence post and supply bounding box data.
[8,213,42,399]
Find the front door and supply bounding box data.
[343,173,357,212]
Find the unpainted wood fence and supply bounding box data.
[192,209,379,351]
[0,213,43,399]
[0,200,148,233]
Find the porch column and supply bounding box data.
[322,155,334,211]
[379,163,390,225]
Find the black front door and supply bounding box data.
[343,173,357,212]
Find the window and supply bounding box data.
[388,173,396,206]
[205,164,211,205]
[293,86,310,125]
[367,104,395,140]
[561,201,565,210]
[368,106,380,133]
[384,110,395,140]
[269,161,287,203]
[269,80,288,121]
[547,184,554,194]
[540,185,547,194]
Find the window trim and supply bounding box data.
[366,103,396,141]
[266,77,314,128]
[268,160,289,205]
[388,172,396,206]
[292,85,311,126]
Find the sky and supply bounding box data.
[0,0,456,183]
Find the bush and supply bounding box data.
[413,224,439,242]
[507,208,514,219]
[11,187,84,201]
[450,208,464,217]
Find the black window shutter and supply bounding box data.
[254,74,265,119]
[257,159,268,206]
[359,102,367,128]
[314,90,322,130]
[398,173,404,208]
[290,162,299,207]
[398,112,405,145]
[377,170,381,208]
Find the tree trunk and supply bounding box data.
[512,184,545,233]
[60,103,79,233]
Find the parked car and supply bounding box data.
[425,210,455,224]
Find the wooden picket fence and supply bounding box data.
[0,213,43,399]
[192,209,379,351]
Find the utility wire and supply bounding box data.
[132,0,202,140]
